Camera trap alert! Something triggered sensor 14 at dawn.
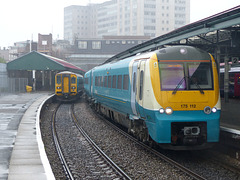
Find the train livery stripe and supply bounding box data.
[95,93,126,103]
[159,60,211,62]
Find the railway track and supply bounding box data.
[41,98,240,179]
[51,104,74,179]
[90,106,206,180]
[52,103,131,179]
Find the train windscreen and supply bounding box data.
[159,61,213,92]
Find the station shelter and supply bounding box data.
[7,51,85,91]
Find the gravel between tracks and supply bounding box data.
[40,103,66,179]
[40,99,240,179]
[73,99,192,179]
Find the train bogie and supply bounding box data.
[84,46,221,150]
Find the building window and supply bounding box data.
[92,41,101,49]
[78,41,87,49]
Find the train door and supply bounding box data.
[136,60,146,118]
[63,75,70,93]
[90,70,93,96]
[131,61,138,115]
[234,73,240,96]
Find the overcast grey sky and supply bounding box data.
[0,0,239,48]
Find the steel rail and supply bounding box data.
[52,104,74,180]
[91,107,206,180]
[71,104,132,180]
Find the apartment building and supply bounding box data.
[64,0,190,44]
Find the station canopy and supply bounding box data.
[105,5,240,64]
[7,51,85,75]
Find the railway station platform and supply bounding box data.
[0,92,54,180]
[0,92,239,180]
[220,98,240,133]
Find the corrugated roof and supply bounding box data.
[7,51,85,74]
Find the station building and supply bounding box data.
[6,51,85,91]
[68,35,151,71]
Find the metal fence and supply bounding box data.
[0,77,28,95]
[0,64,28,95]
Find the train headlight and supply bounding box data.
[159,108,165,114]
[165,107,173,115]
[212,107,217,113]
[71,86,76,89]
[204,106,211,114]
[57,87,61,89]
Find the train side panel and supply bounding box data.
[91,59,133,116]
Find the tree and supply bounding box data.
[0,57,6,63]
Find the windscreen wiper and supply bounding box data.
[189,76,204,94]
[172,77,185,95]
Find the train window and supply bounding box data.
[133,72,136,92]
[108,76,112,88]
[98,76,101,86]
[160,63,185,90]
[84,77,89,84]
[71,77,76,84]
[95,76,98,86]
[123,74,129,90]
[188,63,213,89]
[117,75,122,89]
[56,75,61,84]
[112,75,117,88]
[104,76,108,87]
[139,71,144,100]
[101,76,104,87]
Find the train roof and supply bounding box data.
[56,71,83,77]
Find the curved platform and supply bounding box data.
[0,93,239,179]
[0,93,55,180]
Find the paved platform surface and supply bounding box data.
[220,98,240,132]
[0,92,54,180]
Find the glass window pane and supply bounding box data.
[57,75,61,84]
[112,75,117,88]
[71,77,76,84]
[123,74,129,90]
[108,76,111,88]
[160,64,185,90]
[95,76,98,86]
[188,63,212,89]
[133,72,136,92]
[117,75,122,89]
[104,76,107,87]
[139,71,144,100]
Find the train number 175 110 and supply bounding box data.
[181,104,196,108]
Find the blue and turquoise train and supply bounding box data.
[84,46,221,150]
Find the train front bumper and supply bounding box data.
[145,110,220,146]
